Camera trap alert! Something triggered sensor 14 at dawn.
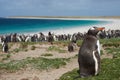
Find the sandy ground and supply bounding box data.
[0,42,113,80]
[0,43,79,80]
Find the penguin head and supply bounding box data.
[87,27,105,36]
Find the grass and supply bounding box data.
[10,48,28,53]
[9,42,37,53]
[31,46,36,50]
[1,54,11,61]
[13,48,21,53]
[0,57,70,73]
[76,40,83,47]
[20,42,28,49]
[47,46,67,53]
[53,41,70,47]
[100,38,120,47]
[59,58,120,80]
[0,44,2,52]
[59,38,120,80]
[105,47,120,53]
[41,53,53,56]
[100,50,104,55]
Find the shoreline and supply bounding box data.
[0,18,120,35]
[33,18,120,35]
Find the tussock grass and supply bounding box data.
[13,48,21,53]
[41,53,53,56]
[1,54,11,61]
[47,46,67,53]
[100,38,120,47]
[0,57,70,73]
[31,46,36,50]
[11,48,28,53]
[53,41,70,47]
[20,42,28,49]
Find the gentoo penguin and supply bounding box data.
[48,32,54,44]
[2,40,9,53]
[68,41,74,52]
[78,27,105,77]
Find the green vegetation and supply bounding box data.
[100,38,120,47]
[102,38,120,59]
[54,41,70,47]
[8,43,14,49]
[9,42,38,53]
[0,57,70,72]
[59,58,120,80]
[47,46,67,53]
[0,44,2,50]
[76,40,83,47]
[11,48,27,53]
[20,42,28,49]
[41,53,53,56]
[31,46,36,50]
[1,54,11,61]
[59,38,120,80]
[13,48,21,53]
[100,50,104,55]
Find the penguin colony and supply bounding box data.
[78,27,105,77]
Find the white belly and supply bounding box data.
[97,40,100,55]
[93,51,98,75]
[2,45,5,52]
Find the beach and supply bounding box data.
[41,18,120,35]
[0,17,120,35]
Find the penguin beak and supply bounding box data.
[97,27,105,31]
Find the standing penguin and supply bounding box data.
[78,27,105,77]
[2,40,9,53]
[68,41,74,52]
[48,32,54,44]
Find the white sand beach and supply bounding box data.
[5,17,120,35]
[38,18,120,35]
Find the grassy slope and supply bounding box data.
[59,38,120,80]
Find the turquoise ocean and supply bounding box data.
[0,18,108,35]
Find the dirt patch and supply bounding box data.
[0,43,79,80]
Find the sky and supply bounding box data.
[0,0,120,17]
